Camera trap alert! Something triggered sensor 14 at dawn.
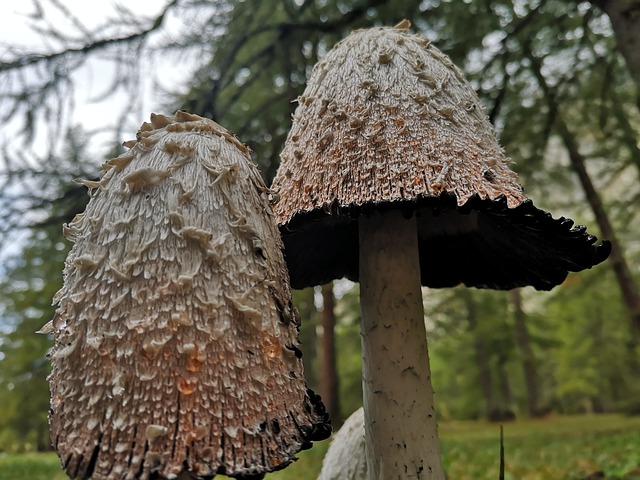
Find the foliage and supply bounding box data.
[429,288,517,420]
[429,277,638,421]
[292,287,320,391]
[293,283,363,421]
[0,124,91,452]
[544,268,639,413]
[179,0,429,182]
[0,227,68,452]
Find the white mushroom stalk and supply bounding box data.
[43,111,330,480]
[359,210,442,479]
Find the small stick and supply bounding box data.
[499,425,505,480]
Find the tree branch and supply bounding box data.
[590,0,640,108]
[0,0,179,73]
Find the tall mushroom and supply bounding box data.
[41,111,330,480]
[271,22,611,479]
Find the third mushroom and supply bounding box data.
[44,111,330,480]
[271,22,611,480]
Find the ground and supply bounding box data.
[1,414,639,480]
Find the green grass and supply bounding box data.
[1,415,639,479]
[0,452,68,480]
[442,415,640,480]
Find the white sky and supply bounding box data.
[0,0,183,148]
[0,0,193,264]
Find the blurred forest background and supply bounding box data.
[0,0,639,456]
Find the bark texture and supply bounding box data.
[43,112,330,480]
[359,211,444,480]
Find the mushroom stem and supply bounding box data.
[359,210,445,480]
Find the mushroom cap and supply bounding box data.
[45,111,330,480]
[271,25,610,290]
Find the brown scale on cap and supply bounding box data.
[43,111,330,480]
[273,28,525,215]
[271,24,610,291]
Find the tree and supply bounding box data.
[333,283,365,419]
[462,290,495,419]
[520,35,640,355]
[429,289,519,421]
[292,287,320,391]
[510,289,542,416]
[591,0,640,107]
[0,200,75,451]
[320,282,343,428]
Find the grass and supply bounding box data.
[0,452,68,480]
[1,414,638,479]
[441,414,640,480]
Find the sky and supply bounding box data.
[0,0,189,264]
[0,0,181,149]
[0,0,358,311]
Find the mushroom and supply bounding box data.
[271,23,610,479]
[317,407,366,480]
[42,111,330,480]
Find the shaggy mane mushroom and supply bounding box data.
[43,111,330,480]
[271,22,610,480]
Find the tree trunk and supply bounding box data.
[525,46,640,356]
[463,291,495,420]
[496,352,515,419]
[320,282,343,428]
[510,289,542,416]
[359,211,444,480]
[594,0,640,108]
[555,117,640,349]
[296,288,320,391]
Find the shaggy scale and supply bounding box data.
[44,111,330,480]
[271,24,610,291]
[272,25,526,221]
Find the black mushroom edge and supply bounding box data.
[167,389,330,480]
[279,192,612,291]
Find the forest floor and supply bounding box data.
[1,414,638,479]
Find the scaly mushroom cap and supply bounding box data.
[44,111,330,480]
[272,23,610,290]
